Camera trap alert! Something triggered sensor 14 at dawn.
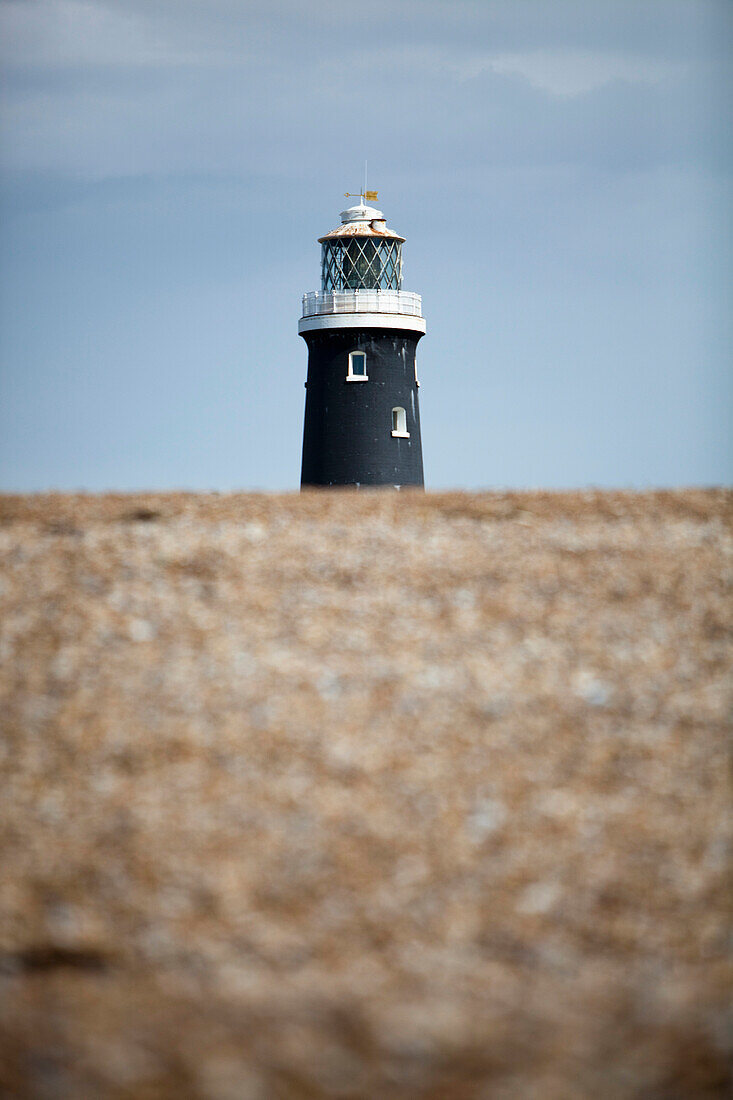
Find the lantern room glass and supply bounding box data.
[321,238,403,292]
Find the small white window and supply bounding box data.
[414,356,420,387]
[391,407,409,438]
[347,351,368,381]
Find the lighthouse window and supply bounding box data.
[347,352,368,381]
[321,238,403,292]
[391,407,409,438]
[344,238,380,290]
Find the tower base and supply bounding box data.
[300,327,424,489]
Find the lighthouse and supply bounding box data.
[299,192,426,489]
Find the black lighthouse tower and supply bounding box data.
[299,194,425,488]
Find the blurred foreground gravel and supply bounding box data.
[0,490,731,1099]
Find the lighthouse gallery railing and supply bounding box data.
[302,290,422,319]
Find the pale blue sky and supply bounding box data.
[1,0,731,490]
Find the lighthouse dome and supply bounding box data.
[319,203,405,243]
[340,202,383,223]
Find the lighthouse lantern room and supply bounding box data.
[299,192,426,488]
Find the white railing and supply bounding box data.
[302,290,422,319]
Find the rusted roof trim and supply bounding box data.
[318,223,405,243]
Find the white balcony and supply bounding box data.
[299,289,426,335]
[302,290,423,319]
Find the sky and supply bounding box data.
[0,0,731,491]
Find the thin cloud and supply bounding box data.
[481,51,687,96]
[315,43,686,94]
[0,0,253,68]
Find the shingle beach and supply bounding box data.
[1,490,731,1098]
